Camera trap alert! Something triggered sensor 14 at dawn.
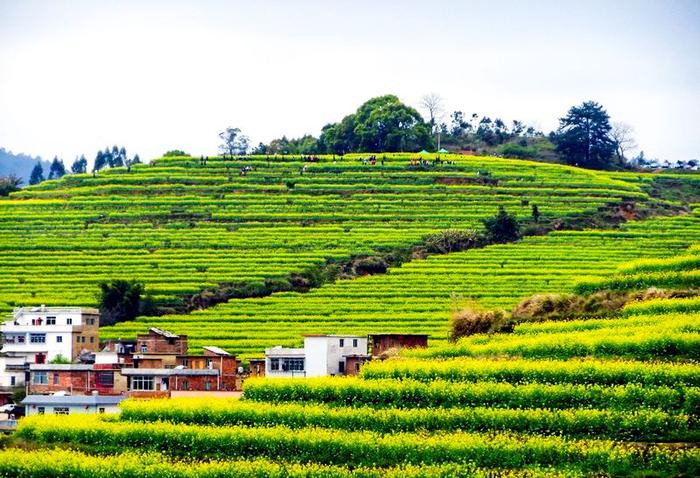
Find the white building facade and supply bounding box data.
[265,335,368,378]
[0,306,100,387]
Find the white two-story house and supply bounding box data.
[0,306,100,388]
[265,334,368,378]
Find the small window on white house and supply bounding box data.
[10,376,15,386]
[353,339,358,347]
[46,317,56,325]
[339,338,345,347]
[98,408,105,414]
[66,318,72,325]
[56,336,63,343]
[37,407,45,415]
[53,407,69,415]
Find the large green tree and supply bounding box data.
[555,101,616,169]
[319,95,432,154]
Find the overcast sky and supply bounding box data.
[1,0,698,163]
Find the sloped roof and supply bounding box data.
[149,327,179,338]
[203,346,231,356]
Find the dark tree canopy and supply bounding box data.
[29,162,45,185]
[71,155,88,174]
[48,156,66,180]
[98,279,147,326]
[0,175,22,196]
[555,101,616,170]
[319,95,433,154]
[483,206,520,243]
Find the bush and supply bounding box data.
[450,307,513,341]
[49,354,71,364]
[98,280,148,326]
[163,150,189,157]
[0,175,22,196]
[352,256,388,275]
[482,207,520,243]
[512,291,629,322]
[424,229,482,254]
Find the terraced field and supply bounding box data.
[0,154,653,315]
[103,212,700,355]
[6,302,699,477]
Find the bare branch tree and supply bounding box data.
[610,122,637,162]
[420,93,444,129]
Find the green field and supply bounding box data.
[1,153,696,355]
[7,301,700,476]
[2,154,700,476]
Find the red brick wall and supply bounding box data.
[136,332,188,355]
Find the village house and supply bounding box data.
[369,333,429,356]
[0,306,100,388]
[265,334,368,378]
[22,393,124,416]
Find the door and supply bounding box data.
[338,361,345,374]
[35,353,46,364]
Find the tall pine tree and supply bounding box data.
[555,101,616,170]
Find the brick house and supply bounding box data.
[369,334,429,356]
[28,363,126,395]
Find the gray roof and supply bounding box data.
[265,347,304,357]
[149,327,180,338]
[121,368,218,376]
[203,346,231,356]
[30,364,92,371]
[22,394,125,406]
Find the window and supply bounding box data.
[90,336,95,344]
[140,344,148,353]
[181,380,189,391]
[32,372,48,385]
[86,318,95,326]
[282,358,304,372]
[355,362,361,372]
[46,317,56,325]
[270,358,280,371]
[53,407,69,415]
[56,336,63,343]
[205,381,211,391]
[96,372,114,387]
[206,359,213,369]
[131,376,154,391]
[30,334,46,344]
[98,407,105,414]
[181,358,189,367]
[338,361,345,374]
[10,376,15,386]
[339,338,345,347]
[17,335,25,344]
[37,407,45,415]
[53,373,59,385]
[352,339,358,347]
[66,318,72,325]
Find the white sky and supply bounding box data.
[1,0,699,163]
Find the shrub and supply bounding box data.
[482,207,520,243]
[98,280,148,326]
[450,307,513,341]
[352,256,388,275]
[424,229,482,254]
[163,150,190,157]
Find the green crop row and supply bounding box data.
[242,377,699,413]
[120,397,698,442]
[359,357,700,386]
[15,415,700,474]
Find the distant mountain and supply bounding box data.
[0,148,50,185]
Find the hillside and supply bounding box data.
[0,148,48,185]
[6,254,700,475]
[0,154,697,353]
